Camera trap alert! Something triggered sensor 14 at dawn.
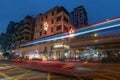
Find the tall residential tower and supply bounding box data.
[70,5,88,28]
[14,16,35,48]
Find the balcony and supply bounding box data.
[21,39,28,43]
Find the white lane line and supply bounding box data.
[75,67,92,72]
[0,66,15,70]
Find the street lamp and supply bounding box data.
[69,28,75,38]
[93,33,98,37]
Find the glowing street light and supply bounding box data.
[69,28,75,38]
[93,33,98,37]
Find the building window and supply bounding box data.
[44,46,47,52]
[44,31,47,35]
[35,24,37,27]
[40,31,42,36]
[57,8,62,13]
[50,46,53,50]
[46,15,48,19]
[23,32,29,35]
[56,16,61,22]
[52,11,54,16]
[56,25,61,31]
[75,24,79,27]
[51,27,53,33]
[25,37,29,40]
[64,16,68,23]
[80,15,82,18]
[41,17,43,21]
[51,19,54,24]
[41,24,42,28]
[64,25,68,31]
[80,22,84,24]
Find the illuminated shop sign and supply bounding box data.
[54,43,70,49]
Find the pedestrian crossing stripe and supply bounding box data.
[0,66,15,69]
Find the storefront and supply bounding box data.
[51,42,71,60]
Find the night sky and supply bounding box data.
[0,0,120,33]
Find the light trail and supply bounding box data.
[75,24,120,36]
[20,19,120,47]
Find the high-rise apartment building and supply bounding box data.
[0,33,7,52]
[14,16,35,48]
[70,5,88,28]
[6,21,16,51]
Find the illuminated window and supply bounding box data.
[43,22,49,31]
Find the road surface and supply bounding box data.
[0,59,120,80]
[0,60,79,80]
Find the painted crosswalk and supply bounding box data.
[0,65,16,70]
[0,62,79,80]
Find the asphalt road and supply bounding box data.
[0,60,79,80]
[0,59,120,80]
[18,60,120,80]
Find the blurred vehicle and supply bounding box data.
[12,57,24,63]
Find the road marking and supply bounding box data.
[5,68,19,73]
[26,74,48,79]
[0,67,6,69]
[5,67,28,74]
[68,70,84,80]
[27,75,60,80]
[47,72,51,80]
[0,71,12,80]
[94,72,118,80]
[0,66,14,70]
[75,67,92,71]
[13,70,32,80]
